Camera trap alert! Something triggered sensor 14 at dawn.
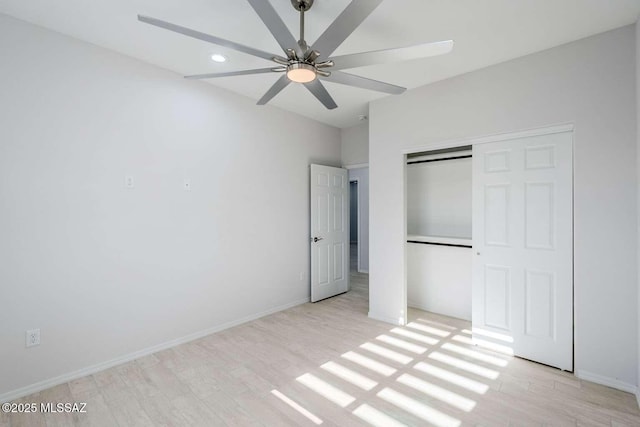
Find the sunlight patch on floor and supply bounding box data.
[377,388,461,427]
[441,343,509,367]
[341,351,397,376]
[296,373,356,407]
[428,352,500,380]
[397,373,477,412]
[353,404,407,427]
[288,306,510,427]
[271,389,323,424]
[390,327,440,345]
[406,322,451,337]
[413,362,489,394]
[416,319,458,331]
[376,334,428,354]
[451,334,474,345]
[360,342,413,364]
[471,337,515,355]
[321,361,378,391]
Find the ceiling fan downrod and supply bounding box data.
[299,6,306,51]
[275,0,330,82]
[292,0,314,52]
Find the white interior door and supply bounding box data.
[310,164,349,302]
[472,131,573,370]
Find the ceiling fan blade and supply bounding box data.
[311,0,383,60]
[304,80,338,110]
[246,0,303,58]
[257,74,291,105]
[323,71,405,95]
[330,40,454,71]
[138,15,277,62]
[185,68,279,79]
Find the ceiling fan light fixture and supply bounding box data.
[286,62,317,83]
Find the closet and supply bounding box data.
[405,129,574,371]
[406,146,472,321]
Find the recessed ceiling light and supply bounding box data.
[210,54,226,63]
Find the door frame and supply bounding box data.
[401,123,575,351]
[349,178,361,274]
[345,163,369,275]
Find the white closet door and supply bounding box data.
[472,131,573,370]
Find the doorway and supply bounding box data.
[309,164,349,302]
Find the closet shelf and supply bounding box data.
[407,235,472,248]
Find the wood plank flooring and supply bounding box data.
[4,252,640,426]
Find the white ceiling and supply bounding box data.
[1,0,639,128]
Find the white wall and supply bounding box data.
[370,25,638,389]
[348,167,369,273]
[341,122,369,166]
[406,158,472,238]
[407,244,472,321]
[0,14,341,400]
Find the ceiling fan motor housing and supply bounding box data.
[291,0,314,12]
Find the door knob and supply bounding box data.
[313,237,324,242]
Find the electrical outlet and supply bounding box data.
[125,176,134,189]
[26,329,40,348]
[183,178,191,191]
[299,271,305,281]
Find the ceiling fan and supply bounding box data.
[138,0,453,110]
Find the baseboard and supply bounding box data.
[0,297,309,403]
[368,311,403,326]
[407,300,429,312]
[358,269,369,274]
[575,370,638,394]
[407,301,472,322]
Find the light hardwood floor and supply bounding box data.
[3,253,639,426]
